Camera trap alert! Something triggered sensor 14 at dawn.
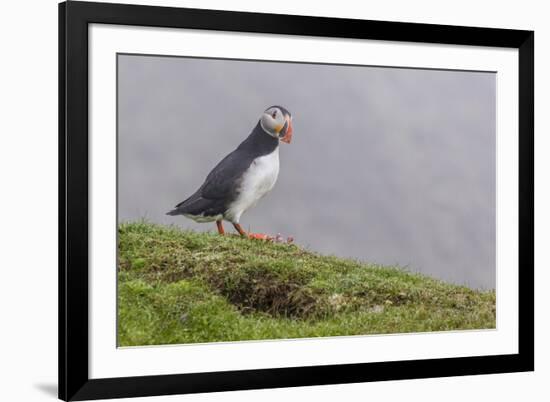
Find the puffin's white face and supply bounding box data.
[260,106,293,144]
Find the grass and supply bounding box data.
[117,221,496,346]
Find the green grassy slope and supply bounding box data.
[117,222,496,346]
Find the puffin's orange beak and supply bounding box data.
[280,117,293,144]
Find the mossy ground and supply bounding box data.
[117,222,496,346]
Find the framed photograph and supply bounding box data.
[59,1,534,400]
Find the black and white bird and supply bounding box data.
[167,106,293,239]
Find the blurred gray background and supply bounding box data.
[117,54,496,290]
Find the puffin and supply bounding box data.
[167,105,293,240]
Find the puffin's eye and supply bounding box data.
[271,110,277,118]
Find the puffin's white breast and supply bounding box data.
[225,147,280,223]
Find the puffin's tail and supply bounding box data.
[166,191,202,216]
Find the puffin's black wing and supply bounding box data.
[166,149,253,216]
[201,150,252,199]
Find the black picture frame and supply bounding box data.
[59,1,534,400]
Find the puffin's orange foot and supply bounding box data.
[248,233,273,241]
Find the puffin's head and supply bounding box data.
[260,105,293,144]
